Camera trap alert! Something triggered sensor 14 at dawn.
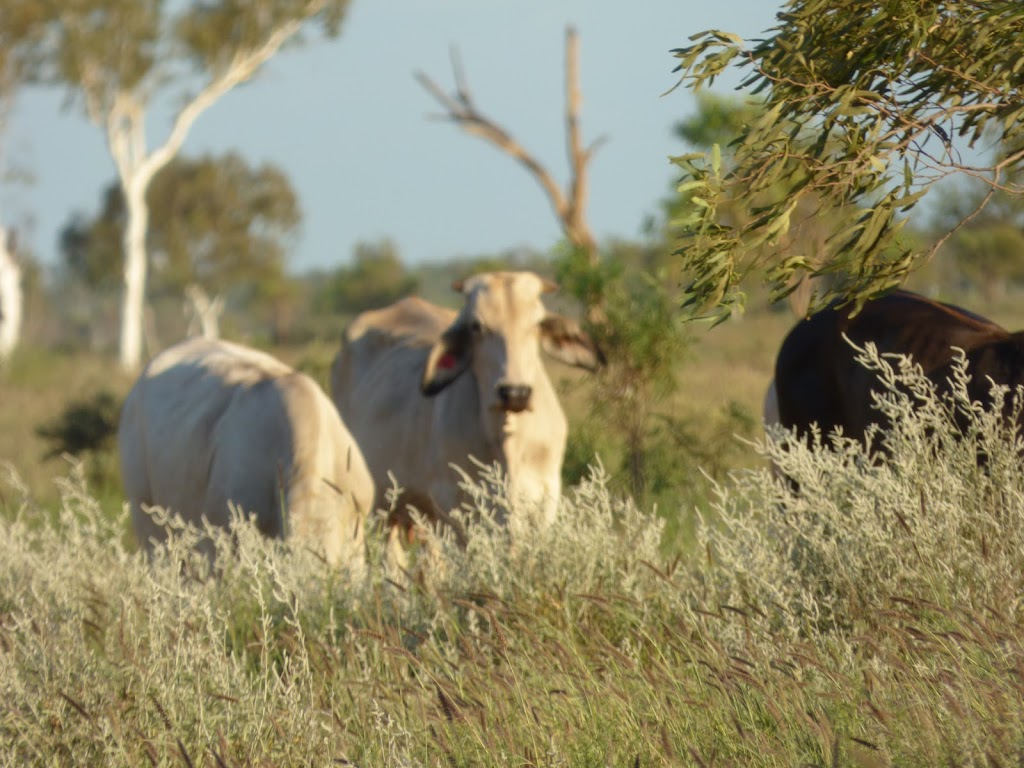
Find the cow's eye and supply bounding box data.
[469,319,484,335]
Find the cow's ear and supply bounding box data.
[421,324,472,395]
[540,314,605,372]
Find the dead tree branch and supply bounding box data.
[415,26,603,265]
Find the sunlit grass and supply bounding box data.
[4,349,1024,765]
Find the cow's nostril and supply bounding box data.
[497,384,532,412]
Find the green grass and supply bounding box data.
[0,348,136,512]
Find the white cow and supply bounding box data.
[119,337,374,568]
[330,271,602,538]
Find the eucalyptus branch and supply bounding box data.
[923,183,996,264]
[142,9,313,182]
[675,8,1024,307]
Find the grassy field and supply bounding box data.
[4,291,1022,526]
[4,289,1024,766]
[4,344,1024,765]
[0,348,137,509]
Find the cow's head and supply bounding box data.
[420,272,602,413]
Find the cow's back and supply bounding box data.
[120,339,285,539]
[331,297,465,510]
[331,297,456,418]
[775,290,1010,442]
[258,370,372,566]
[120,338,372,567]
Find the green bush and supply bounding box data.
[35,390,121,499]
[554,244,692,510]
[564,399,757,551]
[315,239,419,315]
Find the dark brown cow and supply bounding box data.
[769,290,1024,445]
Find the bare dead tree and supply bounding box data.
[416,26,604,266]
[418,28,696,506]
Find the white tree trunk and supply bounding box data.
[119,179,149,370]
[184,283,224,340]
[86,4,325,371]
[0,225,23,360]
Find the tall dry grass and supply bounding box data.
[3,347,1024,765]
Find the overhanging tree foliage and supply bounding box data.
[667,93,852,316]
[671,0,1024,321]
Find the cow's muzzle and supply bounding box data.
[496,383,532,413]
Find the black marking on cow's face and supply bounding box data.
[421,322,473,396]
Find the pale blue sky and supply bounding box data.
[3,1,781,273]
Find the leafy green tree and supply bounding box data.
[661,94,762,245]
[556,241,689,503]
[59,188,124,293]
[672,0,1024,320]
[7,0,350,369]
[315,239,419,316]
[666,92,854,315]
[60,153,299,300]
[950,226,1024,302]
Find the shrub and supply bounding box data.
[554,243,693,514]
[35,390,121,498]
[5,350,1024,766]
[703,344,1024,635]
[36,391,120,460]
